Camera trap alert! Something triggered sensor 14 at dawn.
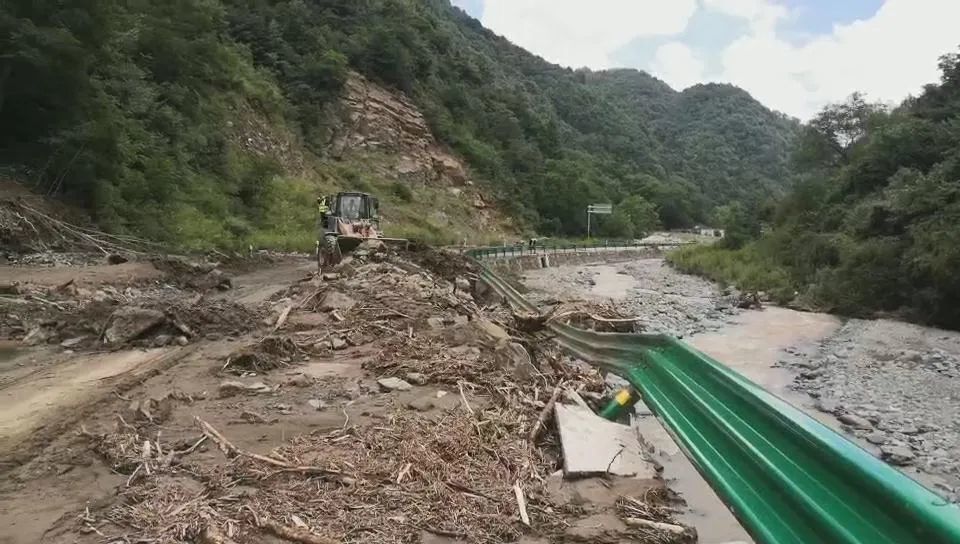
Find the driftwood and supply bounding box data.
[527,381,565,444]
[259,519,341,544]
[195,417,354,485]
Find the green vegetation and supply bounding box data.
[1,0,799,249]
[673,50,960,328]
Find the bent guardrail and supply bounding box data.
[469,249,960,544]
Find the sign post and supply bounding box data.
[586,203,612,238]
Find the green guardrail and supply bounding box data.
[469,250,960,544]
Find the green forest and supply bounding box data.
[0,0,799,247]
[671,50,960,328]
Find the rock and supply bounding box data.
[452,315,469,326]
[22,326,52,346]
[321,273,340,281]
[407,396,435,412]
[455,276,471,293]
[319,291,357,312]
[307,399,328,411]
[800,368,825,379]
[426,317,445,330]
[881,445,916,466]
[494,341,536,380]
[405,372,428,385]
[815,399,840,414]
[103,307,166,345]
[865,432,887,445]
[473,318,510,342]
[60,336,87,349]
[378,377,412,392]
[175,335,189,346]
[106,254,128,265]
[838,413,873,429]
[286,374,313,387]
[330,336,348,350]
[218,380,272,398]
[151,334,173,347]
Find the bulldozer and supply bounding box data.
[316,191,407,270]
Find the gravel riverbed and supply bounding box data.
[522,259,743,337]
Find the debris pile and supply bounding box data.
[56,244,695,544]
[4,274,264,350]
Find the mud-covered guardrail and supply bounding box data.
[467,245,960,544]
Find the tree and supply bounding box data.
[806,92,886,166]
[715,202,759,249]
[618,195,660,236]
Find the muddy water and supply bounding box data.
[644,307,842,543]
[589,265,639,298]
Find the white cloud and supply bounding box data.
[481,0,697,69]
[714,0,960,118]
[702,0,788,36]
[477,0,960,119]
[652,42,705,90]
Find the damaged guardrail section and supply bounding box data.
[468,248,960,544]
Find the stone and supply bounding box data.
[405,372,428,385]
[555,404,658,478]
[378,377,412,392]
[175,335,189,346]
[307,399,328,411]
[103,306,166,345]
[319,291,357,312]
[426,317,445,330]
[330,337,348,350]
[881,445,916,466]
[151,334,173,347]
[473,318,510,343]
[494,341,536,380]
[564,513,629,541]
[218,380,272,398]
[286,374,313,387]
[800,368,825,379]
[321,273,340,281]
[865,432,887,445]
[455,276,471,293]
[815,398,840,414]
[59,336,87,348]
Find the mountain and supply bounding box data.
[670,50,960,328]
[0,0,799,247]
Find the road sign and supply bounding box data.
[586,203,613,238]
[588,204,612,214]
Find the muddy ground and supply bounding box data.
[0,240,693,544]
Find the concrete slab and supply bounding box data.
[555,404,658,478]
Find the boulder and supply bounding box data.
[378,377,412,392]
[838,413,873,430]
[320,291,357,312]
[103,307,166,345]
[880,445,916,466]
[405,372,428,385]
[494,341,536,380]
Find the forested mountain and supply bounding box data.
[0,0,799,246]
[671,50,960,328]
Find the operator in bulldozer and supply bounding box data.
[316,191,407,271]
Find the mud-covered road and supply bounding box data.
[522,257,960,543]
[0,244,696,544]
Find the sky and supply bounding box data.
[450,0,959,120]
